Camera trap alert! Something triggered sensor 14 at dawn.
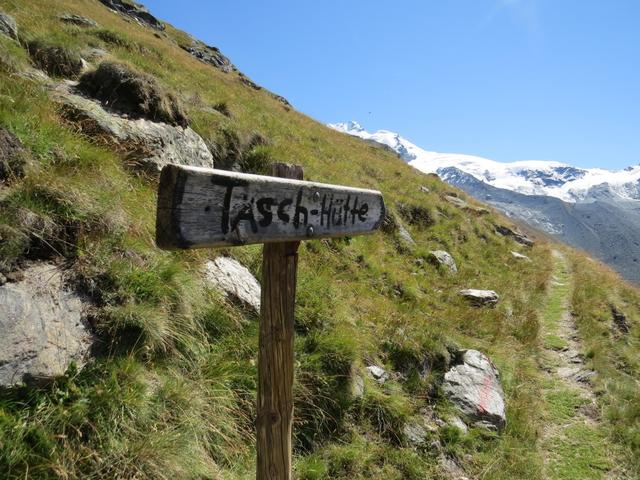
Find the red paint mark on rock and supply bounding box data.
[477,373,494,413]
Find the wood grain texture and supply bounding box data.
[155,164,385,250]
[256,164,301,480]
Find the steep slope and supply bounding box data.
[0,2,638,480]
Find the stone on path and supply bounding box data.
[443,349,506,431]
[0,263,94,387]
[204,257,261,314]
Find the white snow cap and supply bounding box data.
[329,121,640,203]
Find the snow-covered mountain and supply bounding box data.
[328,121,640,203]
[328,121,640,284]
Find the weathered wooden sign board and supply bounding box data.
[156,164,385,249]
[156,163,385,480]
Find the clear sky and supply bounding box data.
[144,0,639,169]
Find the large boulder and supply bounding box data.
[53,82,213,172]
[443,350,506,431]
[204,257,261,314]
[98,0,164,30]
[0,12,18,40]
[428,250,458,273]
[0,263,94,387]
[459,289,499,307]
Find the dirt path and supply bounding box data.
[539,251,621,480]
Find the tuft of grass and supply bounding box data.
[25,38,83,78]
[77,61,189,127]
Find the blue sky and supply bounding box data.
[144,0,640,169]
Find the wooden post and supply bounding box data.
[154,162,385,479]
[256,163,303,480]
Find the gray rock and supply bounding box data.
[495,224,534,247]
[557,366,581,379]
[351,373,365,399]
[0,12,18,40]
[181,40,235,73]
[0,263,94,387]
[575,369,597,384]
[459,289,499,307]
[611,306,630,334]
[366,364,389,383]
[439,454,470,480]
[397,223,416,248]
[53,82,213,172]
[443,349,506,431]
[270,92,291,108]
[59,13,99,28]
[444,194,469,209]
[403,421,429,447]
[511,251,531,261]
[204,257,261,314]
[428,250,458,273]
[419,185,430,193]
[98,0,164,30]
[447,414,468,433]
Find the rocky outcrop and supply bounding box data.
[443,349,506,431]
[0,12,18,40]
[459,289,499,307]
[98,0,164,30]
[428,250,458,273]
[0,263,94,387]
[495,224,534,247]
[59,13,98,28]
[181,40,235,73]
[204,257,261,314]
[53,82,213,172]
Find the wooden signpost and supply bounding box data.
[156,163,385,480]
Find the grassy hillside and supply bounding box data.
[0,1,638,479]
